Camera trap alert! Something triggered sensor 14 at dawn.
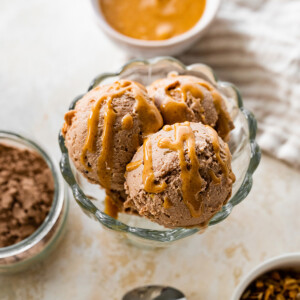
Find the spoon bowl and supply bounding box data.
[123,285,186,300]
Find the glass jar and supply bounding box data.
[0,131,69,273]
[59,57,261,247]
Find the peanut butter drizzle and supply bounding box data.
[180,83,204,101]
[163,196,172,209]
[142,138,167,193]
[126,160,142,172]
[80,95,107,172]
[97,97,117,188]
[134,89,163,135]
[198,81,233,141]
[158,122,204,218]
[205,125,236,183]
[121,113,133,130]
[80,80,163,189]
[104,195,119,219]
[208,169,221,184]
[157,76,233,140]
[160,100,189,124]
[62,110,76,136]
[161,80,206,125]
[163,125,172,131]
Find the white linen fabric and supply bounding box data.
[178,0,300,169]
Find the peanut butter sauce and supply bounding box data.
[142,138,167,193]
[200,82,233,141]
[205,125,236,183]
[208,169,221,184]
[104,195,119,218]
[163,125,172,131]
[161,80,207,124]
[126,160,142,172]
[80,96,106,171]
[154,76,233,140]
[160,99,190,124]
[100,0,206,41]
[134,90,163,136]
[121,113,133,130]
[97,97,117,188]
[163,196,172,209]
[158,122,204,217]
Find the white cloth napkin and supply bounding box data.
[178,0,300,169]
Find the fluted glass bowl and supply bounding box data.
[59,57,260,247]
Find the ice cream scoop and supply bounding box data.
[125,122,235,228]
[148,74,234,141]
[62,80,163,209]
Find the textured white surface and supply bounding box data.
[0,1,300,300]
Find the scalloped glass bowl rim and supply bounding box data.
[59,56,260,243]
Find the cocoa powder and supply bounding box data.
[0,143,54,247]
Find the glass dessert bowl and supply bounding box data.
[59,57,260,247]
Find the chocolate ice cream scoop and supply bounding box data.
[147,74,234,141]
[62,80,163,209]
[124,122,235,228]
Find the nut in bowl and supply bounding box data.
[232,253,300,300]
[59,57,260,247]
[90,0,221,57]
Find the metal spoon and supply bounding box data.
[122,285,187,300]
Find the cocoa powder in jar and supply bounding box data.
[0,143,54,247]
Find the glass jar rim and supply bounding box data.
[0,130,65,258]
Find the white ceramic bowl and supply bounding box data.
[90,0,221,57]
[232,253,300,300]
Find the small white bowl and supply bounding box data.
[232,253,300,300]
[90,0,221,57]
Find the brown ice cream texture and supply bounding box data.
[62,80,163,209]
[148,74,234,141]
[125,122,235,228]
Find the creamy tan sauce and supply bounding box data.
[158,122,204,217]
[104,195,119,218]
[162,125,172,131]
[157,77,233,141]
[126,160,142,172]
[206,125,236,183]
[134,90,163,136]
[162,80,206,124]
[121,113,133,130]
[100,0,206,40]
[200,82,233,141]
[142,138,167,193]
[208,169,221,184]
[163,196,172,209]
